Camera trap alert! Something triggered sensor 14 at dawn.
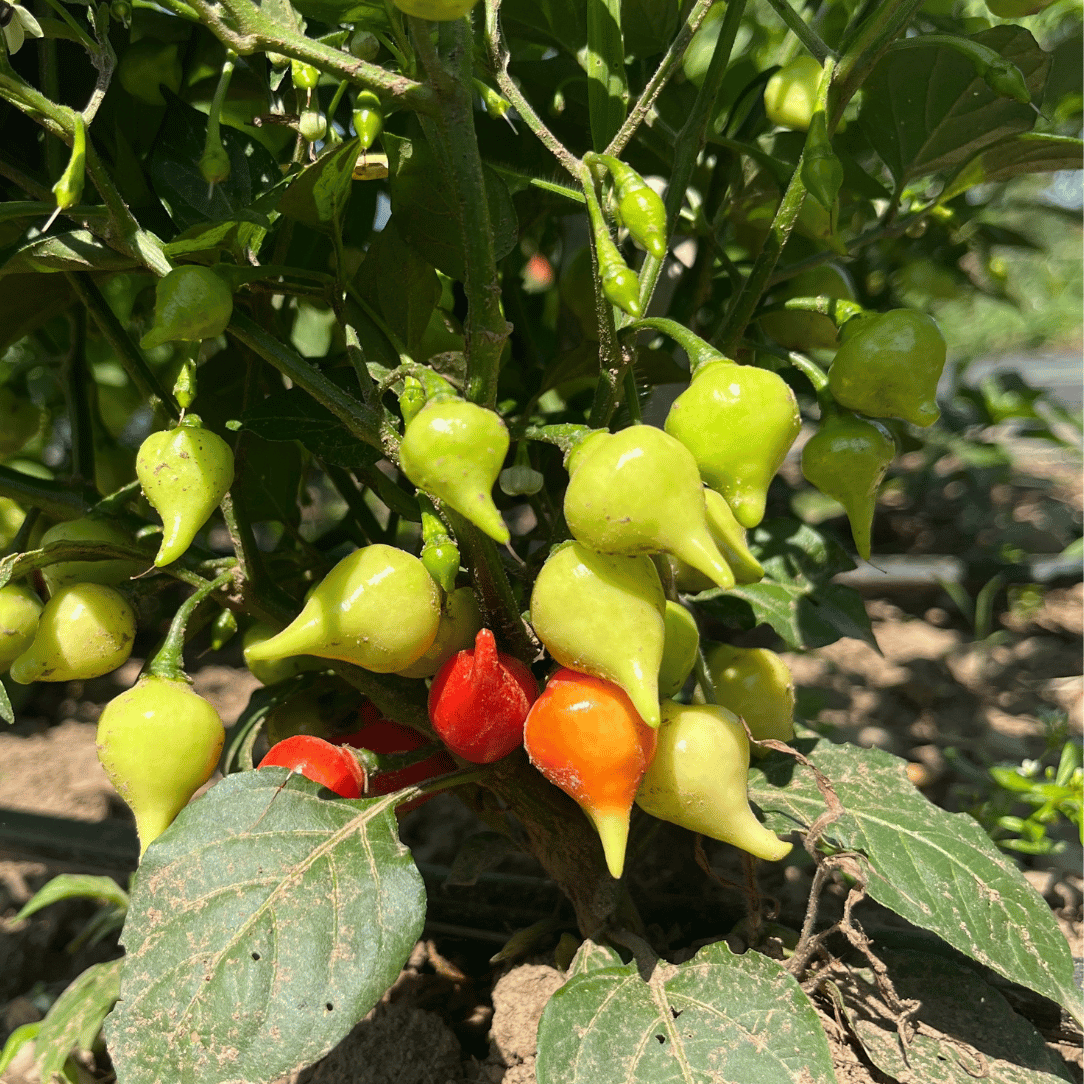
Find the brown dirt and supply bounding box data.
[0,585,1080,1083]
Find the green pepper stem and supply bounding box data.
[624,317,729,377]
[885,34,1030,103]
[147,569,234,682]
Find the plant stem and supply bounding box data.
[763,0,833,62]
[64,307,95,488]
[147,570,235,682]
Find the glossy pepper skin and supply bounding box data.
[828,309,946,427]
[524,669,658,879]
[700,644,795,746]
[802,412,896,560]
[669,488,765,593]
[352,90,383,151]
[137,415,234,567]
[399,400,510,545]
[530,542,665,728]
[595,154,667,259]
[635,701,792,861]
[242,621,326,686]
[97,675,225,854]
[564,426,736,591]
[260,735,366,799]
[665,360,801,530]
[243,545,441,674]
[0,583,42,672]
[595,232,642,317]
[397,585,482,680]
[39,517,146,590]
[139,266,233,349]
[763,55,822,131]
[10,583,135,684]
[658,601,699,700]
[344,717,455,809]
[429,628,538,763]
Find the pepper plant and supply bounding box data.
[0,0,1081,1079]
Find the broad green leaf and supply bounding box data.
[0,230,138,276]
[149,93,281,234]
[240,383,383,470]
[105,771,426,1084]
[940,133,1084,203]
[749,737,1083,1023]
[163,215,272,262]
[751,517,858,586]
[37,958,123,1084]
[0,539,152,591]
[565,938,623,978]
[829,950,1074,1083]
[14,873,128,922]
[536,941,836,1084]
[385,134,518,282]
[621,0,678,58]
[278,141,360,233]
[860,27,1049,182]
[585,0,627,151]
[233,436,305,525]
[501,0,588,57]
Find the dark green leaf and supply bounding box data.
[0,230,138,276]
[0,272,73,352]
[749,737,1083,1023]
[278,141,360,233]
[536,941,836,1084]
[860,27,1049,182]
[385,134,518,281]
[941,134,1083,203]
[500,0,588,57]
[149,93,281,234]
[234,436,305,525]
[586,0,627,152]
[752,517,858,586]
[240,382,382,470]
[621,0,678,58]
[37,958,123,1083]
[14,874,128,922]
[105,771,426,1084]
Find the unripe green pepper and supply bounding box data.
[399,399,510,545]
[635,700,792,861]
[0,583,43,672]
[39,517,146,591]
[658,601,699,700]
[802,411,895,560]
[592,153,668,259]
[352,90,383,151]
[595,233,642,317]
[140,266,234,350]
[0,386,41,457]
[827,309,946,427]
[10,583,135,684]
[699,643,795,746]
[800,111,843,214]
[96,675,224,854]
[665,360,801,529]
[136,415,235,567]
[669,486,766,593]
[530,541,665,728]
[564,426,736,591]
[763,55,822,132]
[51,113,86,214]
[418,498,460,595]
[244,544,441,673]
[291,59,320,91]
[298,110,327,143]
[242,621,326,685]
[396,585,482,679]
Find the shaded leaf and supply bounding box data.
[621,0,678,58]
[749,737,1083,1023]
[860,27,1049,182]
[536,941,836,1084]
[37,958,123,1083]
[941,133,1083,203]
[105,771,426,1084]
[278,141,360,233]
[0,272,73,352]
[0,230,138,276]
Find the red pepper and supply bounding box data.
[428,628,539,764]
[343,716,456,810]
[259,735,366,799]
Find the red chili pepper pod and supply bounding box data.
[343,717,456,812]
[428,628,539,764]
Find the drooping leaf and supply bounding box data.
[860,27,1049,182]
[0,230,138,276]
[940,133,1083,203]
[14,873,128,922]
[749,737,1083,1024]
[536,941,836,1084]
[278,141,360,233]
[105,770,426,1084]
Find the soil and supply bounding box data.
[0,565,1081,1080]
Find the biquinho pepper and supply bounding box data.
[418,498,460,596]
[763,55,823,132]
[10,583,135,684]
[530,542,666,728]
[665,360,801,529]
[595,231,642,318]
[699,644,795,746]
[429,628,538,763]
[670,487,766,593]
[259,735,366,799]
[244,544,441,674]
[137,415,235,567]
[399,400,510,545]
[397,585,482,680]
[564,426,736,591]
[0,583,42,672]
[353,90,383,151]
[802,411,896,560]
[635,701,792,861]
[592,153,668,260]
[140,266,233,350]
[658,601,699,700]
[242,621,326,686]
[524,668,658,879]
[98,676,225,852]
[828,309,947,427]
[38,516,146,590]
[344,715,455,807]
